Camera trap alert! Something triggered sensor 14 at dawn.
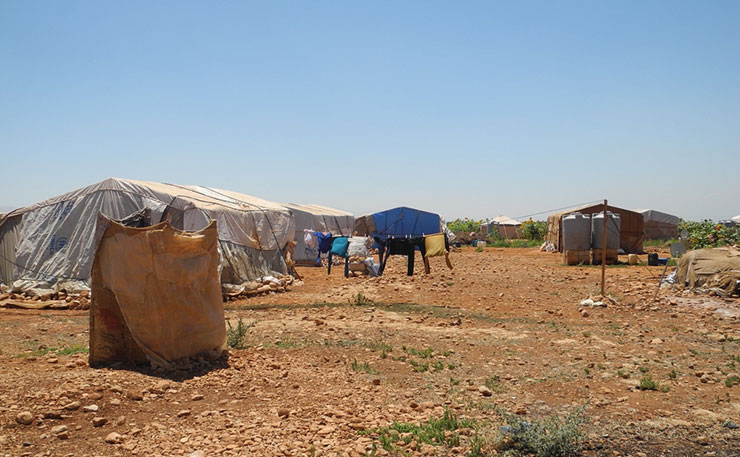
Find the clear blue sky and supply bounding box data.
[1,1,738,221]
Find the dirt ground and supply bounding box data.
[1,247,740,457]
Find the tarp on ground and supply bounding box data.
[354,206,442,238]
[281,203,354,264]
[89,214,225,368]
[546,203,644,254]
[0,178,295,291]
[675,246,740,295]
[636,209,679,240]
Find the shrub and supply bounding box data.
[448,218,483,233]
[521,219,548,241]
[494,404,588,457]
[226,318,255,349]
[680,220,740,249]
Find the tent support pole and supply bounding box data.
[601,199,607,297]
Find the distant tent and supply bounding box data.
[487,215,522,239]
[733,215,740,224]
[354,206,442,238]
[281,203,354,265]
[0,178,295,292]
[546,203,644,254]
[635,209,679,240]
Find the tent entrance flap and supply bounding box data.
[89,214,226,369]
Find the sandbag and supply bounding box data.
[89,214,225,368]
[676,246,740,294]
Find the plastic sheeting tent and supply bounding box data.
[546,203,644,254]
[733,215,740,224]
[484,215,522,239]
[0,178,295,292]
[636,209,679,240]
[354,207,442,238]
[281,203,354,264]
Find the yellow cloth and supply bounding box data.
[424,233,448,257]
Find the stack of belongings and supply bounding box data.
[675,246,740,297]
[327,236,375,277]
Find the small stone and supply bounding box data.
[126,390,143,401]
[47,358,58,364]
[189,451,206,457]
[372,378,381,386]
[109,398,121,406]
[176,409,191,418]
[51,425,68,435]
[63,401,81,411]
[191,394,204,401]
[105,432,122,444]
[696,435,709,445]
[478,386,493,397]
[83,404,99,413]
[92,417,107,427]
[15,411,34,425]
[277,408,290,418]
[110,385,123,393]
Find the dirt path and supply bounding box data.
[1,247,739,456]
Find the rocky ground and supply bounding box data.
[1,247,739,457]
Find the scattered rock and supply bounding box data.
[478,386,493,397]
[177,409,191,418]
[105,432,122,444]
[696,435,709,446]
[92,417,107,427]
[277,408,290,418]
[63,401,81,411]
[83,404,99,413]
[15,411,34,425]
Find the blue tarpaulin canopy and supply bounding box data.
[355,206,441,238]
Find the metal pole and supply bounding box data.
[601,199,607,297]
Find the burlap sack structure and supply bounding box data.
[676,246,740,295]
[89,214,226,369]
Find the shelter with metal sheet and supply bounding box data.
[546,203,644,254]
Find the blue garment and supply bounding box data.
[327,236,350,277]
[315,232,333,253]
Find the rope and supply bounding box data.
[513,199,604,221]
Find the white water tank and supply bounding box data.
[562,213,591,250]
[591,211,620,250]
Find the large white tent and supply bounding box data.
[280,203,354,265]
[0,178,295,292]
[486,215,522,239]
[733,215,740,224]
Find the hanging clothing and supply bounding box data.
[327,236,350,277]
[423,233,453,272]
[314,232,333,266]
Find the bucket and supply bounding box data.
[628,254,638,265]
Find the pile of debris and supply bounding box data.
[0,285,91,310]
[674,246,740,298]
[222,275,300,300]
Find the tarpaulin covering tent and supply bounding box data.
[636,209,679,240]
[0,178,295,292]
[546,203,644,254]
[676,246,740,295]
[89,214,225,368]
[281,203,354,265]
[354,206,442,238]
[485,215,522,239]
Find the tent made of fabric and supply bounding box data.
[354,206,441,238]
[733,215,740,224]
[0,177,295,291]
[486,215,522,239]
[281,203,354,264]
[635,209,679,240]
[546,203,644,254]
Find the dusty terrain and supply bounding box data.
[1,247,740,457]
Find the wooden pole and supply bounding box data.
[601,199,607,297]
